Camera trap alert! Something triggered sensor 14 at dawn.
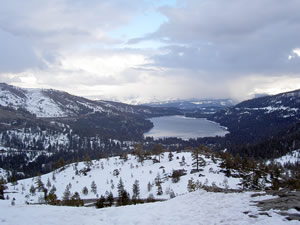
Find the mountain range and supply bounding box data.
[1,83,300,178]
[208,89,300,144]
[144,98,235,110]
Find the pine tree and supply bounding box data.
[46,178,52,189]
[117,178,130,206]
[153,144,163,162]
[62,185,71,205]
[29,185,36,196]
[107,191,114,206]
[49,185,56,194]
[181,156,186,165]
[82,186,89,196]
[147,181,152,192]
[132,180,140,200]
[0,177,7,200]
[133,143,144,162]
[91,181,97,194]
[117,178,125,199]
[96,195,106,208]
[168,152,174,161]
[84,153,93,169]
[35,176,44,191]
[157,183,163,195]
[70,192,83,207]
[187,178,197,192]
[52,172,56,182]
[192,146,206,171]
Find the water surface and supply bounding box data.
[144,116,228,140]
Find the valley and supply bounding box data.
[0,83,300,224]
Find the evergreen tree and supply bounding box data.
[62,185,71,205]
[119,189,130,206]
[147,181,152,192]
[117,178,125,199]
[117,178,130,206]
[46,192,58,205]
[91,181,97,195]
[133,143,144,162]
[82,186,89,196]
[107,191,114,206]
[96,195,106,208]
[46,178,52,189]
[157,183,163,195]
[84,153,93,169]
[0,177,7,200]
[52,172,56,182]
[132,180,140,200]
[153,144,163,162]
[192,146,206,171]
[35,176,44,192]
[182,156,185,163]
[49,185,56,195]
[29,185,36,196]
[187,178,197,192]
[155,173,161,186]
[70,192,84,207]
[168,152,174,161]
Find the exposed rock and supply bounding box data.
[253,190,300,221]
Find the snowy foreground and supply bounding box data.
[1,190,298,225]
[1,151,299,224]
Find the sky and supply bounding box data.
[1,0,300,104]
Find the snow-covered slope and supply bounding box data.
[271,149,300,165]
[145,98,235,110]
[0,83,93,117]
[210,89,300,145]
[0,83,178,118]
[5,152,242,205]
[2,152,299,225]
[1,190,297,225]
[0,85,67,117]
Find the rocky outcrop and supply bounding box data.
[253,190,300,221]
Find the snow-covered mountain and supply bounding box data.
[144,98,235,110]
[0,83,177,118]
[209,89,300,144]
[270,149,300,165]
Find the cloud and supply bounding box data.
[0,29,44,72]
[0,0,144,72]
[145,0,300,75]
[1,0,300,103]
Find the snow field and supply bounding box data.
[0,190,298,225]
[6,152,241,205]
[1,151,298,225]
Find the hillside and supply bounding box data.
[209,89,300,145]
[0,83,183,178]
[1,151,299,224]
[0,83,180,118]
[3,152,242,205]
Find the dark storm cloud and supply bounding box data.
[144,0,300,75]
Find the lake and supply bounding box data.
[144,116,229,140]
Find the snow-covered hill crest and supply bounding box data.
[1,151,298,225]
[0,83,179,118]
[0,83,101,117]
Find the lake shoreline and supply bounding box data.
[144,115,229,140]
